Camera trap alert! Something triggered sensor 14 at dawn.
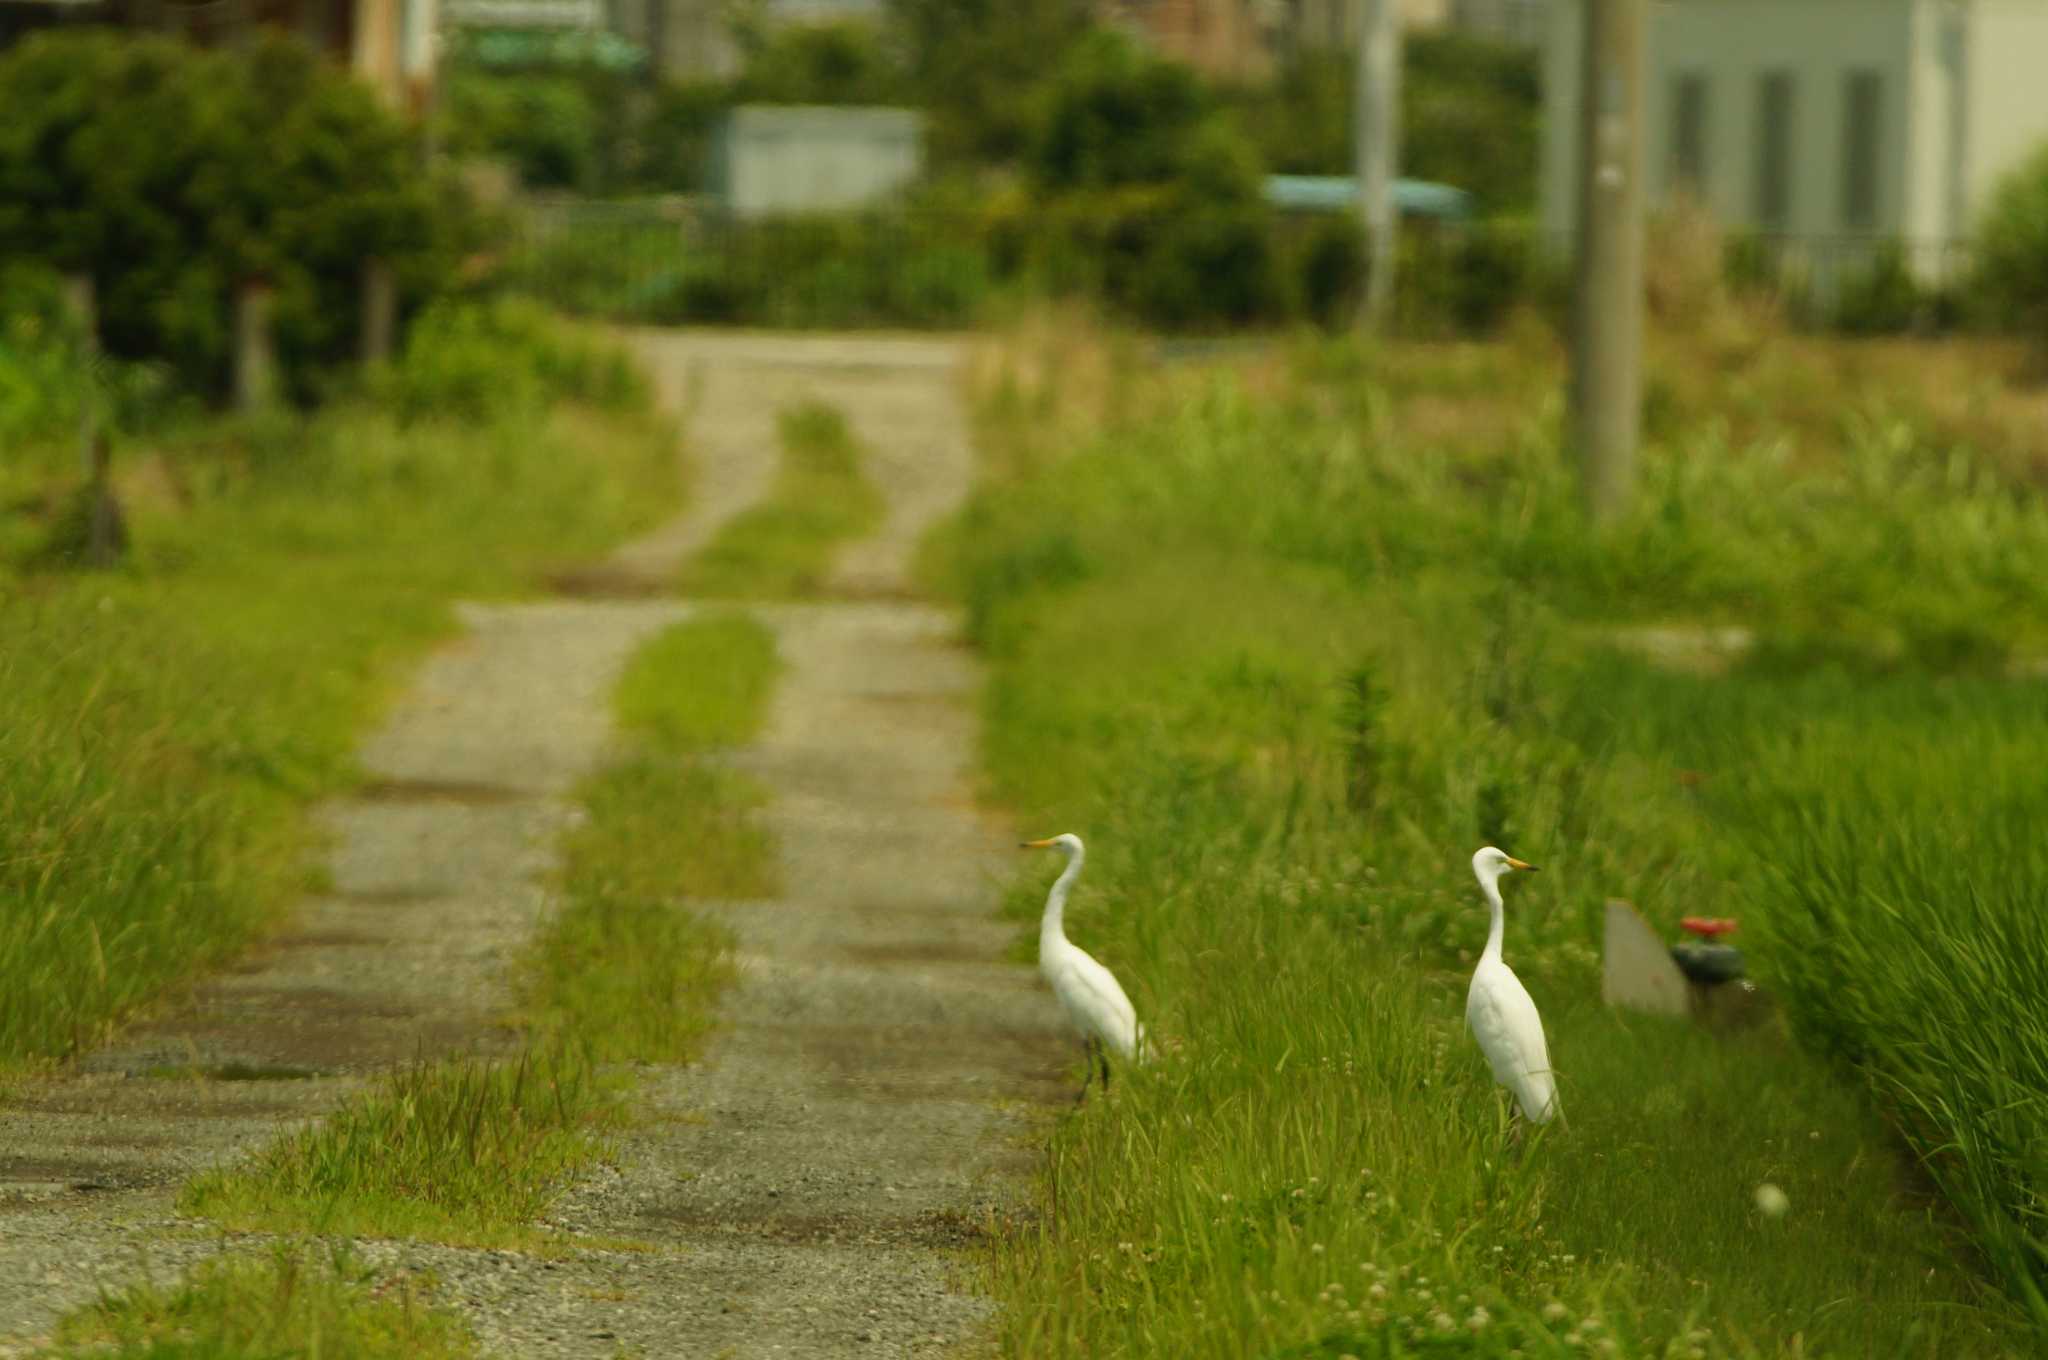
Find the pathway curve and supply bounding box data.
[0,332,1060,1358]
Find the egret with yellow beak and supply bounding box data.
[1022,834,1147,1099]
[1466,846,1560,1127]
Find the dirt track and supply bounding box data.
[0,332,1060,1357]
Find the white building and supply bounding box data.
[708,106,924,219]
[1540,0,2048,250]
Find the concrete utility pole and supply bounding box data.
[1572,0,1646,521]
[1355,0,1401,331]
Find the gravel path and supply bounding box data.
[0,332,1056,1357]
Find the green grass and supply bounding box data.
[945,325,2047,1355]
[44,1244,478,1359]
[678,400,883,597]
[0,304,679,1070]
[525,611,780,1061]
[180,1050,615,1248]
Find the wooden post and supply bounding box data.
[1355,0,1401,331]
[361,258,397,365]
[60,274,97,481]
[234,279,279,413]
[1571,0,1646,521]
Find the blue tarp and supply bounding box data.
[1263,175,1475,220]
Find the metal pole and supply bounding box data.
[1572,0,1646,521]
[1356,0,1400,332]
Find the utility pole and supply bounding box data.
[1355,0,1400,332]
[1572,0,1646,521]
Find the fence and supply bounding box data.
[500,197,1977,336]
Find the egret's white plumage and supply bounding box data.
[1023,834,1146,1092]
[1465,846,1560,1126]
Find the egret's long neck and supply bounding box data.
[1040,848,1084,953]
[1480,873,1506,965]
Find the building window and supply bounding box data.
[1754,70,1796,232]
[1671,72,1709,198]
[1842,69,1882,231]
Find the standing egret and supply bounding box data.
[1466,846,1560,1127]
[1022,834,1147,1098]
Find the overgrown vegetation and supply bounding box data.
[46,1245,478,1359]
[0,299,677,1069]
[679,401,883,596]
[180,1051,615,1247]
[525,612,780,1060]
[940,315,2048,1354]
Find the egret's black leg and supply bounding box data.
[1098,1047,1113,1092]
[1075,1037,1099,1103]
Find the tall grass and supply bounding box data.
[0,304,679,1070]
[678,401,883,597]
[181,1050,613,1248]
[944,321,2048,1353]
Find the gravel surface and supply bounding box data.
[0,332,1059,1359]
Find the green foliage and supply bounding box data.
[377,296,646,423]
[0,319,677,1069]
[1403,31,1540,212]
[680,400,884,596]
[731,17,905,104]
[1029,31,1217,192]
[182,1050,614,1246]
[0,30,451,400]
[1972,140,2048,333]
[890,0,1094,166]
[1834,241,1940,335]
[941,332,2048,1351]
[48,1245,478,1359]
[1231,33,1540,210]
[441,68,602,190]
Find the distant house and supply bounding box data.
[1540,0,2048,260]
[707,105,923,218]
[0,0,437,111]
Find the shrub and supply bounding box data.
[379,297,644,423]
[441,69,601,190]
[1972,139,2048,334]
[1834,241,1934,335]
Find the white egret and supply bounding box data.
[1022,834,1147,1098]
[1466,846,1560,1127]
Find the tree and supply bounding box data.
[889,0,1094,166]
[0,31,444,399]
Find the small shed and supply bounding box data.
[708,105,925,219]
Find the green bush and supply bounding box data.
[379,296,645,423]
[1834,241,1935,334]
[441,69,601,190]
[1972,140,2048,334]
[0,30,449,401]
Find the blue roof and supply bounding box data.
[1263,175,1475,220]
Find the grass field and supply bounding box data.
[942,313,2048,1355]
[0,300,678,1071]
[678,400,883,596]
